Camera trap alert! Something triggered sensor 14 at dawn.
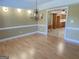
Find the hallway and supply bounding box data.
[0,34,79,59]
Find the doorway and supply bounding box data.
[48,7,68,38]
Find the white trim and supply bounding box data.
[0,24,48,42]
[38,25,46,27]
[38,24,48,35]
[0,31,48,42]
[46,11,48,35]
[0,31,38,42]
[37,31,47,35]
[65,27,79,31]
[47,7,68,12]
[64,37,79,44]
[0,24,37,30]
[64,7,69,38]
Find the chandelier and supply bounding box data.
[34,0,39,21]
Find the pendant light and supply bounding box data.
[34,0,39,20]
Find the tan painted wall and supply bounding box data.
[65,4,79,41]
[66,4,79,27]
[0,7,36,27]
[0,6,37,39]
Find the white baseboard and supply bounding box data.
[0,31,48,42]
[0,31,38,42]
[64,37,79,44]
[37,31,47,35]
[65,27,79,31]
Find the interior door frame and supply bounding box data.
[46,6,69,35]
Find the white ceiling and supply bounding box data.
[24,0,53,4]
[0,0,53,9]
[39,0,79,10]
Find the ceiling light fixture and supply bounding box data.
[34,0,39,21]
[17,8,22,13]
[2,7,8,12]
[27,10,32,14]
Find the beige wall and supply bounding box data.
[66,4,79,27]
[65,4,79,41]
[0,6,37,39]
[0,7,36,27]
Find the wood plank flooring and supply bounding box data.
[0,34,79,59]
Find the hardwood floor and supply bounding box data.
[0,34,79,59]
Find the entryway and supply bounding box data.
[47,7,68,38]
